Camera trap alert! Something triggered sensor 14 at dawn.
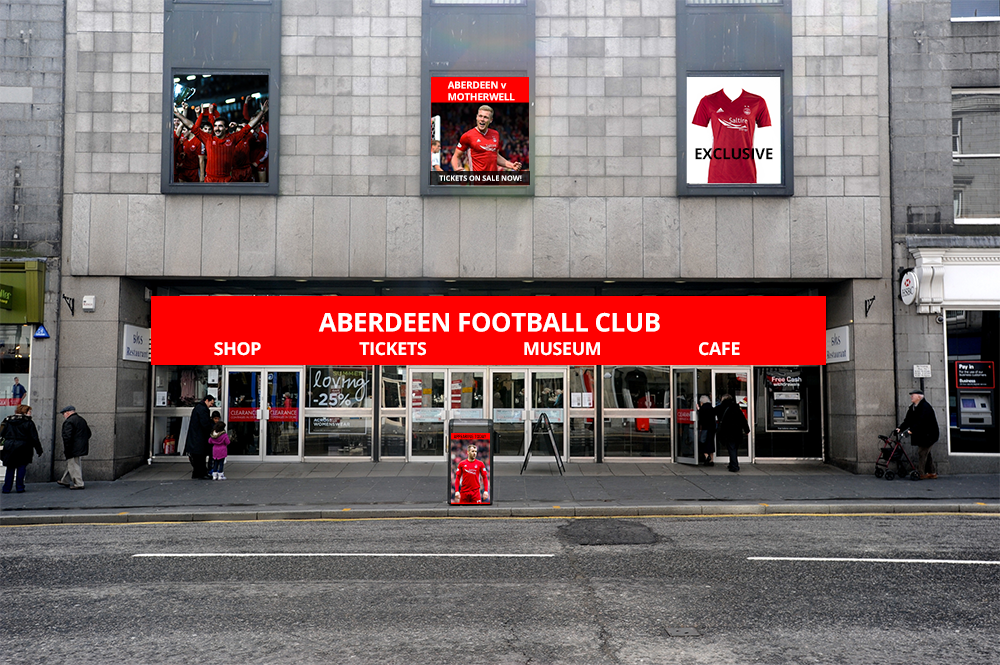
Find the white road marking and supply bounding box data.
[748,556,1000,565]
[134,553,555,559]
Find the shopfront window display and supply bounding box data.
[946,311,999,455]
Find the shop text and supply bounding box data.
[694,147,773,160]
[525,341,601,357]
[699,341,740,356]
[214,341,261,356]
[360,341,428,356]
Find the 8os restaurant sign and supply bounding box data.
[151,296,827,367]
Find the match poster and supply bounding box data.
[686,75,782,186]
[449,430,493,506]
[429,76,530,187]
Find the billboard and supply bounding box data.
[686,75,782,186]
[429,76,530,188]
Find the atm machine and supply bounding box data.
[957,392,994,429]
[767,388,808,432]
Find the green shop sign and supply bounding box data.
[0,261,46,324]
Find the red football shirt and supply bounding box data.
[455,458,488,495]
[190,124,254,183]
[456,128,501,172]
[692,89,771,184]
[174,135,203,182]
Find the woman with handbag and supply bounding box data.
[1,404,44,494]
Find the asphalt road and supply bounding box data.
[3,514,998,664]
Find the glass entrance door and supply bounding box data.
[672,368,698,464]
[529,369,566,459]
[409,368,485,459]
[713,368,751,464]
[224,368,302,460]
[490,369,526,457]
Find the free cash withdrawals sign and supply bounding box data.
[151,296,826,366]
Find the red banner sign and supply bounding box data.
[228,407,257,422]
[151,296,827,366]
[268,407,299,422]
[431,77,530,104]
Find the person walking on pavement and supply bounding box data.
[715,394,750,473]
[895,388,940,479]
[59,405,91,490]
[185,394,215,479]
[1,404,44,493]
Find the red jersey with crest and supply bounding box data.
[456,127,501,172]
[692,89,771,184]
[455,458,489,496]
[190,124,254,183]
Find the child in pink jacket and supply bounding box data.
[209,421,230,480]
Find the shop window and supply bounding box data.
[421,0,534,196]
[162,0,280,195]
[380,416,407,457]
[304,417,372,457]
[569,417,595,458]
[381,366,408,409]
[0,325,32,419]
[952,90,1000,223]
[602,366,670,410]
[154,365,221,407]
[946,311,999,455]
[604,418,671,457]
[169,73,270,186]
[305,366,372,408]
[752,367,823,458]
[952,1,1000,19]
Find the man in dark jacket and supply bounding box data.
[716,394,750,473]
[896,389,940,479]
[59,405,91,489]
[185,394,216,479]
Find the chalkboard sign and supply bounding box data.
[956,361,994,389]
[307,366,371,408]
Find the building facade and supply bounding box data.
[9,1,990,481]
[889,0,1000,474]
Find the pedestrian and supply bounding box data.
[0,404,44,493]
[58,405,91,490]
[895,389,940,479]
[209,421,230,480]
[698,395,716,466]
[715,394,750,473]
[185,394,215,479]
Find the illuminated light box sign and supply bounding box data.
[151,296,827,366]
[686,75,782,187]
[429,76,530,187]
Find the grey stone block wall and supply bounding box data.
[61,0,889,283]
[889,0,1000,235]
[0,0,65,253]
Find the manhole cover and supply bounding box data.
[665,627,702,637]
[558,519,657,545]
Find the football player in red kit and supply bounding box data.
[173,100,268,183]
[173,121,204,182]
[454,444,489,504]
[450,105,522,173]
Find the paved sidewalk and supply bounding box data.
[1,460,997,525]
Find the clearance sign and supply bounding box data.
[152,296,826,366]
